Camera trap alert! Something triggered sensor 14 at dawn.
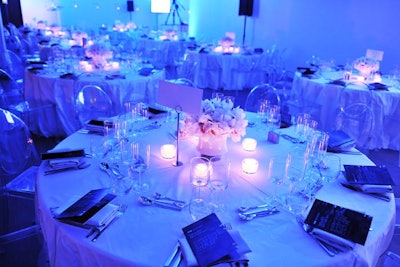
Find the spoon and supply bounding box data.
[238,208,280,221]
[153,192,187,204]
[137,196,185,211]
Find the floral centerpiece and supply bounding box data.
[353,56,380,80]
[181,97,248,156]
[85,41,113,69]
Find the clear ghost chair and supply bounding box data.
[0,108,41,249]
[244,83,281,113]
[74,84,114,127]
[334,102,374,150]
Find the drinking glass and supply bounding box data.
[208,157,230,212]
[189,186,212,221]
[285,165,311,216]
[266,105,281,131]
[318,154,342,183]
[190,157,210,187]
[131,142,151,193]
[267,156,289,206]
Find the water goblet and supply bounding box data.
[208,156,230,212]
[190,157,210,187]
[131,142,151,193]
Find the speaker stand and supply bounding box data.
[242,15,247,46]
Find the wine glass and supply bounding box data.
[131,142,151,193]
[208,156,230,212]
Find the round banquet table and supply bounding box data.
[36,113,395,267]
[24,68,165,137]
[190,50,269,91]
[136,38,188,67]
[290,71,400,150]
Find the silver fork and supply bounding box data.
[88,204,128,242]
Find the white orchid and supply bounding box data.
[181,97,248,142]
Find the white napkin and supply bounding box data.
[312,228,355,252]
[85,204,120,227]
[359,184,392,194]
[48,157,85,170]
[178,230,251,267]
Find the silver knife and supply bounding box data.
[164,242,181,267]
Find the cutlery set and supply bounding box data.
[237,205,280,221]
[296,216,352,256]
[86,204,127,242]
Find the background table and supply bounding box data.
[36,113,395,267]
[24,68,165,137]
[290,72,400,150]
[191,51,269,91]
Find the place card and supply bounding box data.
[182,213,239,267]
[305,199,373,245]
[343,165,394,195]
[55,188,117,227]
[268,131,279,144]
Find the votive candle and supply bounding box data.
[242,138,257,151]
[194,163,208,177]
[242,158,259,174]
[160,144,176,159]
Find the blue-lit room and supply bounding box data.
[1,0,400,266]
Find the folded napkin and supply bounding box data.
[60,73,78,80]
[327,130,356,152]
[48,157,86,170]
[138,67,154,76]
[105,74,126,80]
[328,79,346,86]
[312,228,355,252]
[358,184,392,194]
[85,203,120,227]
[179,231,251,267]
[368,82,388,91]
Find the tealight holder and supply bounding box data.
[242,158,259,174]
[242,138,257,151]
[160,144,176,159]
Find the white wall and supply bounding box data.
[189,0,400,74]
[20,0,399,73]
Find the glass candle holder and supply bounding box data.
[242,158,259,174]
[160,144,176,159]
[242,138,257,151]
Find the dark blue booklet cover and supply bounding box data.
[182,213,239,267]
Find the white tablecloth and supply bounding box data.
[290,72,400,150]
[36,112,395,267]
[191,51,268,91]
[24,69,165,137]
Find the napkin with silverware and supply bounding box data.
[85,203,120,227]
[310,228,356,253]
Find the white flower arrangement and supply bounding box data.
[181,98,248,142]
[85,41,113,59]
[353,56,379,75]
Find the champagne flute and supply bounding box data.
[208,156,230,212]
[131,142,151,193]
